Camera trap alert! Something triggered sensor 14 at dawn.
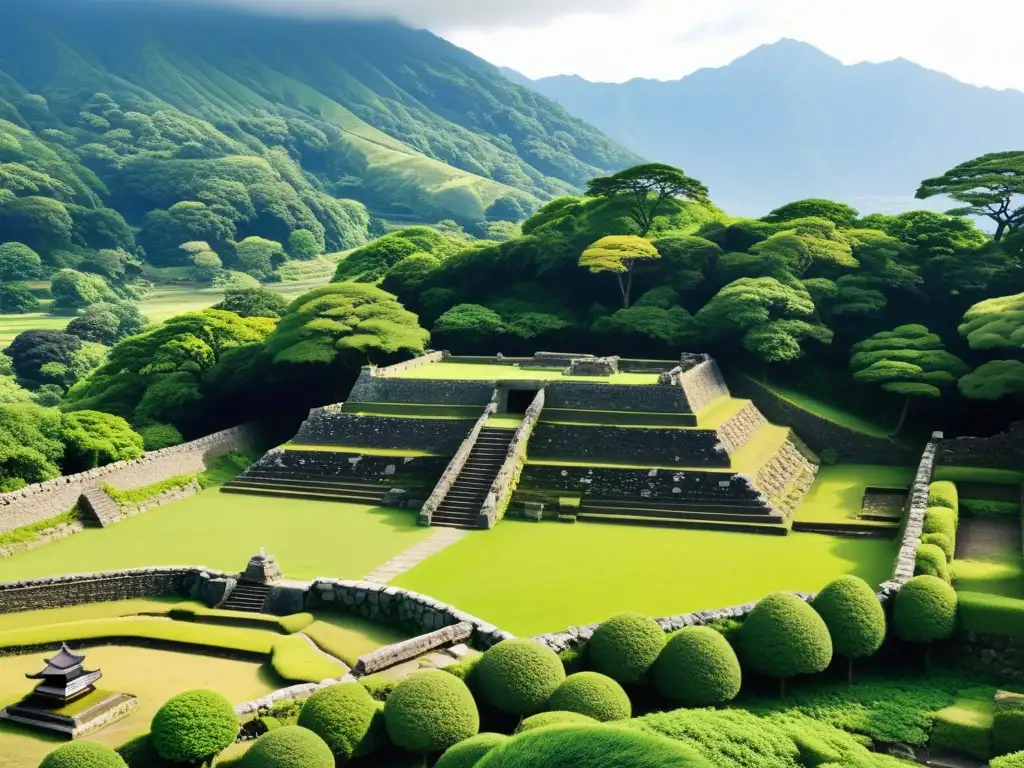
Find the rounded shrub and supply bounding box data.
[517,711,597,732]
[588,612,666,686]
[475,723,713,768]
[915,543,950,582]
[40,741,128,768]
[928,481,959,515]
[740,593,833,683]
[994,707,1024,756]
[435,733,510,768]
[652,625,742,706]
[923,506,957,540]
[150,689,238,764]
[297,682,384,760]
[546,672,631,722]
[992,750,1024,768]
[812,576,886,662]
[241,725,333,768]
[474,638,566,715]
[922,532,955,561]
[893,575,958,643]
[383,670,479,753]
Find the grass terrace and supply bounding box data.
[752,379,896,438]
[281,444,439,457]
[389,361,661,384]
[795,464,916,525]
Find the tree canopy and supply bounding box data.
[579,235,661,308]
[959,292,1024,349]
[586,163,710,236]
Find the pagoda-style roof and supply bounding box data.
[26,644,88,680]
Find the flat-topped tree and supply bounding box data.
[850,324,968,435]
[579,236,661,308]
[586,163,710,237]
[916,151,1024,242]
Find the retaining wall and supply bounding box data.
[0,425,259,534]
[528,423,729,466]
[938,421,1024,470]
[248,449,449,488]
[348,372,496,406]
[678,357,730,413]
[293,413,475,453]
[368,351,446,378]
[544,382,693,413]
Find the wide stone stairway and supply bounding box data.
[219,583,271,613]
[576,497,788,534]
[432,427,515,529]
[221,470,387,505]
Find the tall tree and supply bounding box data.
[586,163,709,237]
[579,235,661,309]
[916,152,1024,242]
[849,325,968,435]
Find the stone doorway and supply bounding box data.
[505,388,539,414]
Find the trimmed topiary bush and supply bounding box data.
[475,723,713,768]
[474,638,566,716]
[994,707,1024,757]
[740,592,832,696]
[297,682,385,760]
[924,506,957,540]
[517,711,597,732]
[929,481,959,516]
[893,575,958,658]
[40,741,128,768]
[993,751,1024,768]
[915,543,950,582]
[383,670,479,754]
[546,672,631,722]
[241,725,333,768]
[150,689,238,765]
[588,612,666,686]
[652,625,742,705]
[435,733,510,768]
[811,575,886,683]
[922,531,955,561]
[559,643,587,675]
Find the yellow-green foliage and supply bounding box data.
[923,506,957,540]
[474,638,566,716]
[995,705,1024,757]
[957,592,1024,638]
[893,575,958,643]
[242,725,334,768]
[922,532,955,561]
[928,481,959,517]
[435,733,510,768]
[150,689,238,764]
[296,683,385,760]
[546,672,631,722]
[40,741,128,768]
[270,635,347,683]
[103,474,196,505]
[588,612,666,686]
[931,693,994,760]
[476,724,711,768]
[652,626,742,706]
[517,711,596,732]
[811,576,887,660]
[993,751,1024,768]
[915,543,950,582]
[579,235,661,274]
[383,670,479,754]
[959,293,1024,350]
[740,593,833,680]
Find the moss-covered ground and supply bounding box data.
[391,361,660,384]
[281,443,439,457]
[954,520,1024,598]
[0,490,432,582]
[794,465,916,524]
[392,519,897,636]
[750,379,895,438]
[933,466,1024,485]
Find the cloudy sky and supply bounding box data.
[179,0,1024,91]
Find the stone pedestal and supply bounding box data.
[240,552,283,585]
[1,692,137,738]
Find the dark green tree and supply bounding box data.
[234,236,285,280]
[959,361,1024,401]
[4,330,82,388]
[287,229,321,260]
[762,199,859,227]
[916,151,1024,241]
[0,282,41,313]
[811,576,886,683]
[432,304,506,349]
[50,268,116,312]
[0,242,44,281]
[586,163,709,236]
[66,301,149,345]
[849,325,968,435]
[958,292,1024,349]
[213,287,289,318]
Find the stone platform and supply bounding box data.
[1,690,137,738]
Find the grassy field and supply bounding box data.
[933,466,1024,485]
[0,645,276,768]
[0,490,432,583]
[392,362,660,384]
[795,464,916,524]
[392,519,898,636]
[755,380,895,438]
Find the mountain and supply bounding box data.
[512,39,1024,216]
[0,0,639,271]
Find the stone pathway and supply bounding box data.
[957,517,1021,560]
[364,528,468,584]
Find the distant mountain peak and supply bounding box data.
[727,38,842,68]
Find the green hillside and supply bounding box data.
[0,0,639,272]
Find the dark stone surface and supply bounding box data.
[348,371,496,406]
[293,413,474,452]
[544,382,693,413]
[952,632,1024,684]
[249,450,449,488]
[0,569,204,613]
[529,423,729,466]
[520,463,761,501]
[940,421,1024,470]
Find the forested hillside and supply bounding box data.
[511,40,1024,216]
[0,0,638,277]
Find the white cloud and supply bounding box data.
[442,0,1024,91]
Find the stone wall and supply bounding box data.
[293,413,476,453]
[951,632,1024,685]
[248,449,449,488]
[716,402,768,454]
[348,371,496,406]
[420,401,498,524]
[369,351,446,377]
[731,377,917,465]
[939,421,1024,470]
[567,357,619,376]
[0,425,259,534]
[529,423,729,467]
[678,356,730,413]
[751,437,818,519]
[544,382,693,413]
[877,433,941,600]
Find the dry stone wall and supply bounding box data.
[529,423,730,467]
[420,401,497,524]
[348,371,496,406]
[369,351,446,377]
[0,425,258,534]
[716,402,768,454]
[293,413,475,453]
[544,382,693,413]
[751,437,818,518]
[249,449,449,487]
[678,357,730,412]
[938,421,1024,470]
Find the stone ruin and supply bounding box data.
[566,356,620,377]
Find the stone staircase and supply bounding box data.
[78,489,122,528]
[220,470,387,505]
[219,583,271,613]
[576,497,789,535]
[432,428,515,529]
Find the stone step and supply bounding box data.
[234,475,385,493]
[577,512,789,535]
[584,497,767,513]
[579,504,783,524]
[219,486,383,504]
[791,521,898,538]
[220,584,271,613]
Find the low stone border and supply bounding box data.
[353,621,473,676]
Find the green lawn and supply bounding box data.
[0,312,69,350]
[795,464,915,524]
[933,466,1024,485]
[954,534,1024,599]
[392,362,660,384]
[754,380,895,438]
[0,489,431,582]
[0,645,277,768]
[392,520,898,636]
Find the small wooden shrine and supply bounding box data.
[25,644,102,704]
